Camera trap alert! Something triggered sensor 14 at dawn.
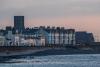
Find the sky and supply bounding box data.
[0,0,100,41]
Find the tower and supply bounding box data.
[14,16,24,33]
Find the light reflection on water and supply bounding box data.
[1,54,100,67]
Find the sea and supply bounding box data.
[0,54,100,67]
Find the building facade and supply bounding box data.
[33,27,76,46]
[75,31,94,45]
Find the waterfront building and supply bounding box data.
[0,36,5,46]
[40,36,45,46]
[0,29,6,36]
[5,31,14,46]
[32,26,76,46]
[6,26,12,31]
[75,31,94,45]
[5,30,22,46]
[0,26,95,47]
[20,34,46,46]
[14,35,21,46]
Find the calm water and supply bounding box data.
[0,54,100,67]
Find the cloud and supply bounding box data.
[0,0,100,39]
[0,0,100,18]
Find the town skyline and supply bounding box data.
[0,15,99,41]
[0,0,100,66]
[0,0,100,41]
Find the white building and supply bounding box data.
[5,31,14,46]
[14,35,21,46]
[0,36,5,46]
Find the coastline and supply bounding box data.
[0,45,100,57]
[0,45,100,62]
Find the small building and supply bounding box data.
[5,31,14,46]
[75,31,94,45]
[0,36,5,46]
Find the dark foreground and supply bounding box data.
[0,45,100,62]
[0,45,100,56]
